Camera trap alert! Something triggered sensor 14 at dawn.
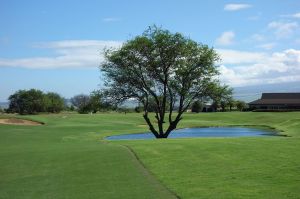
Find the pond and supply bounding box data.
[106,127,278,140]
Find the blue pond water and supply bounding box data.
[106,127,277,140]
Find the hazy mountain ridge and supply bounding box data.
[0,102,9,109]
[233,81,300,102]
[1,82,299,108]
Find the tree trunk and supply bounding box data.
[143,114,160,138]
[143,112,182,138]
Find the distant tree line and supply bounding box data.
[189,84,248,113]
[190,99,248,113]
[5,88,248,115]
[7,89,65,114]
[5,89,115,115]
[133,84,248,113]
[132,84,248,113]
[70,91,114,114]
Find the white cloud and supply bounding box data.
[224,4,252,11]
[281,12,300,19]
[218,49,300,86]
[1,40,300,89]
[268,21,298,38]
[33,40,121,48]
[215,31,235,46]
[102,17,121,22]
[257,43,276,50]
[292,12,300,18]
[0,40,122,69]
[217,49,265,64]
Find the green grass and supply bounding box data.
[0,113,176,199]
[1,112,300,198]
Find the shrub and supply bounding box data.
[7,89,65,115]
[236,100,248,111]
[191,101,203,113]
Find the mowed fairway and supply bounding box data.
[0,114,176,199]
[1,112,300,199]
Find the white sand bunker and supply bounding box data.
[0,118,43,126]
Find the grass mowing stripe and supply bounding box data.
[120,144,180,199]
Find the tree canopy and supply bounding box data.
[236,100,248,111]
[70,94,91,114]
[191,100,204,113]
[209,84,233,112]
[7,89,65,114]
[70,91,108,114]
[101,26,223,138]
[45,92,65,113]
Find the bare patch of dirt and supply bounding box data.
[0,118,43,126]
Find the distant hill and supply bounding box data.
[0,102,9,109]
[2,81,299,108]
[233,81,300,102]
[119,99,139,108]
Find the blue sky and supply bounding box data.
[1,0,300,101]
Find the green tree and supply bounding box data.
[209,84,233,112]
[89,90,103,113]
[70,94,91,114]
[236,100,247,111]
[101,26,221,138]
[134,106,143,113]
[191,101,203,113]
[69,105,75,111]
[227,98,236,112]
[45,92,65,113]
[8,89,46,114]
[7,89,65,114]
[146,96,170,113]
